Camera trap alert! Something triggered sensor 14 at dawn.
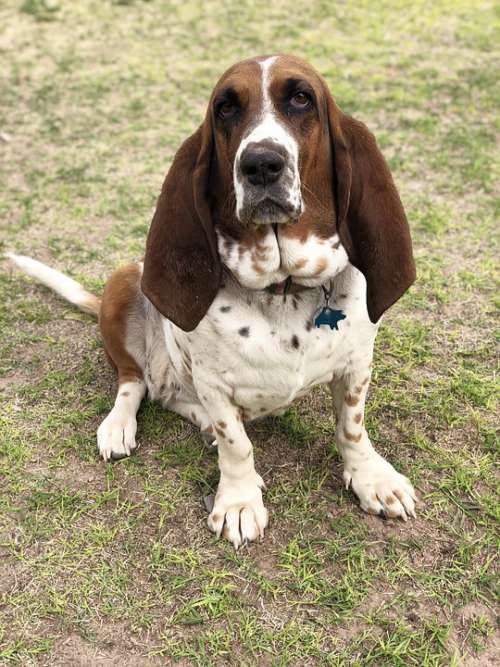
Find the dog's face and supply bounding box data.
[210,55,331,229]
[142,54,416,332]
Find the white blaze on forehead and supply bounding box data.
[234,56,302,220]
[260,55,277,113]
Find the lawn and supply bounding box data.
[0,0,498,665]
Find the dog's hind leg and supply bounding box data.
[98,264,147,461]
[166,397,215,444]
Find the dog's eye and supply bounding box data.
[218,101,237,119]
[290,91,311,110]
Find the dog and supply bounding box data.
[8,54,417,548]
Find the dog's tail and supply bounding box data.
[6,253,101,317]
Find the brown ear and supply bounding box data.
[326,94,416,323]
[141,119,221,331]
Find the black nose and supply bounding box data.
[240,146,285,186]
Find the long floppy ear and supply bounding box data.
[326,93,416,323]
[141,118,221,331]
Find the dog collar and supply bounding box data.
[266,276,309,296]
[266,278,346,330]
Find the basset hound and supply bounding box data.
[9,54,417,548]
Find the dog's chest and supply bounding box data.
[185,268,377,416]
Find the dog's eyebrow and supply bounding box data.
[283,78,315,98]
[214,86,239,104]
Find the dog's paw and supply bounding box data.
[343,453,417,521]
[97,409,138,462]
[207,472,268,548]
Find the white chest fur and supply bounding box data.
[152,264,379,421]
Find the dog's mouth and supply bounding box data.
[244,196,300,226]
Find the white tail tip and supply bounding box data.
[6,252,101,316]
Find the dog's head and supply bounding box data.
[142,55,415,330]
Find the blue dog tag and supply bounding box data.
[314,307,346,330]
[313,282,346,330]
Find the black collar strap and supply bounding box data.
[265,276,313,296]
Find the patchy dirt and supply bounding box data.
[44,633,171,667]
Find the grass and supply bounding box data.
[0,0,499,664]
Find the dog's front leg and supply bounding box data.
[201,395,268,548]
[330,367,417,520]
[97,378,146,461]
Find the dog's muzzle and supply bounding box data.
[236,140,302,225]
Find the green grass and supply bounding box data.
[0,0,499,664]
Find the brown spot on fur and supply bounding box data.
[251,261,265,274]
[120,391,130,397]
[354,413,362,423]
[315,256,328,274]
[294,258,307,270]
[385,495,396,505]
[343,428,362,443]
[345,393,359,406]
[256,393,263,398]
[229,438,234,444]
[260,407,266,413]
[215,426,225,437]
[217,420,227,428]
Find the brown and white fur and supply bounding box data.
[9,55,417,548]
